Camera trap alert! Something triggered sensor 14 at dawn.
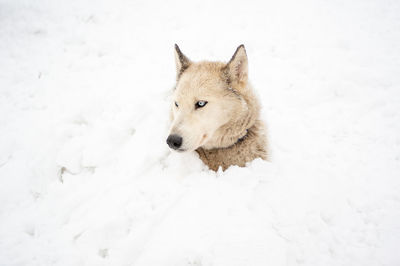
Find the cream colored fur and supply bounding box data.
[168,44,268,171]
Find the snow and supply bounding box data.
[1,0,400,265]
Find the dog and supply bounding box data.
[166,44,268,171]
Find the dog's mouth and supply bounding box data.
[176,148,187,152]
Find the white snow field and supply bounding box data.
[1,0,400,265]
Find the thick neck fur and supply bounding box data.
[196,119,267,171]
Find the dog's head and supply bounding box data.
[167,44,255,152]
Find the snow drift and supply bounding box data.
[0,0,399,265]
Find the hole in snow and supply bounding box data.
[98,248,108,258]
[25,227,35,237]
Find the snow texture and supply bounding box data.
[1,0,400,265]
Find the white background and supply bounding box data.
[0,0,399,265]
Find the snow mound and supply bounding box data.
[0,0,399,265]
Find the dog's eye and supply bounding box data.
[195,101,208,109]
[175,102,179,107]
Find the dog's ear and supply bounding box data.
[226,44,248,86]
[174,44,191,80]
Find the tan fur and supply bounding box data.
[168,44,268,171]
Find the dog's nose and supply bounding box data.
[166,134,183,150]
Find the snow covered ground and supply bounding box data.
[1,0,400,265]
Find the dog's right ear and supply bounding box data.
[174,44,191,80]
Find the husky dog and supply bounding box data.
[166,44,267,171]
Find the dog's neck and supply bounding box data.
[195,120,267,171]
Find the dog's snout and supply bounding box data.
[166,134,183,150]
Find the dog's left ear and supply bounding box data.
[226,44,248,86]
[174,44,191,80]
